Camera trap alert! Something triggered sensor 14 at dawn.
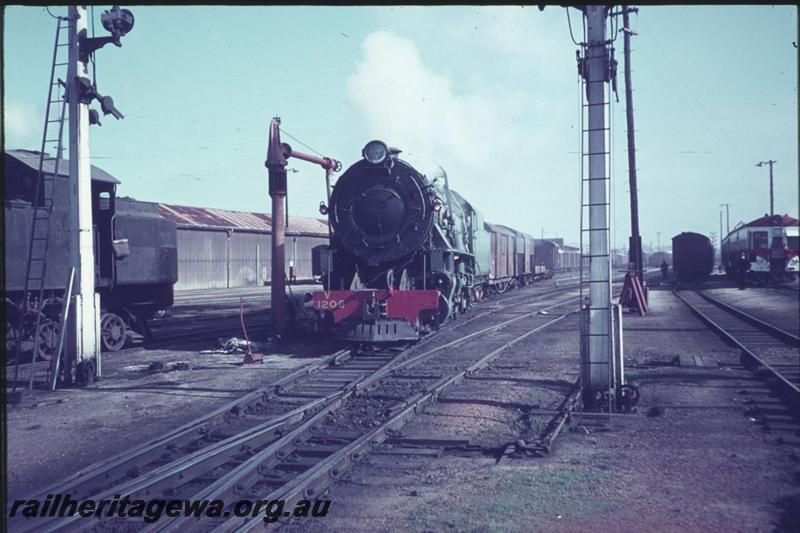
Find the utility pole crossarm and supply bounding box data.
[756,160,777,217]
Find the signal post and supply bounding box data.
[67,5,100,382]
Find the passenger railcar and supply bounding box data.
[671,232,714,281]
[4,149,178,356]
[721,214,799,283]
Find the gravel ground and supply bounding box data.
[704,287,800,336]
[5,338,333,501]
[283,290,800,532]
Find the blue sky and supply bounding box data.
[4,5,797,252]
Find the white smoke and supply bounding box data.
[346,31,514,177]
[345,26,579,241]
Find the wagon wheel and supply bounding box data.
[35,319,59,361]
[101,313,127,352]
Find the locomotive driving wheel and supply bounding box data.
[101,313,127,352]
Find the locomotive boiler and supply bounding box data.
[312,140,486,343]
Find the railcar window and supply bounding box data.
[752,231,768,249]
[788,236,799,249]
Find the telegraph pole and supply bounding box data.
[68,5,100,381]
[720,203,730,236]
[719,210,724,266]
[657,231,661,252]
[756,160,776,216]
[621,5,642,281]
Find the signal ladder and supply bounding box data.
[12,14,72,393]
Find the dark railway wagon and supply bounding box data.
[4,149,178,355]
[671,232,714,280]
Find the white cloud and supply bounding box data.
[3,99,41,149]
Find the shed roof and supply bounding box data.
[5,149,120,184]
[158,203,329,236]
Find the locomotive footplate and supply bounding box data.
[344,318,420,343]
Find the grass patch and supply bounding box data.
[406,465,611,532]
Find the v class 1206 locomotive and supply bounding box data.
[4,149,178,357]
[308,140,552,345]
[311,140,483,344]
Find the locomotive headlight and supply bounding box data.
[362,140,389,165]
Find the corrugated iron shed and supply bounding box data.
[159,203,328,237]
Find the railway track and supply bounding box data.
[10,285,580,532]
[10,273,655,530]
[145,293,580,532]
[673,288,800,423]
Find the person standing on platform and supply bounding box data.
[736,252,751,290]
[769,236,787,284]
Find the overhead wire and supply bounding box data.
[279,128,325,158]
[565,7,582,46]
[635,12,756,162]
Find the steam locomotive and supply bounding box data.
[309,140,546,344]
[4,149,178,358]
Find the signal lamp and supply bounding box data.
[101,6,135,37]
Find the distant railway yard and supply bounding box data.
[4,5,799,533]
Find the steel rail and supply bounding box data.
[24,287,577,510]
[224,311,577,533]
[695,290,799,346]
[354,295,580,393]
[24,348,350,503]
[22,286,582,532]
[673,289,799,407]
[151,296,580,532]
